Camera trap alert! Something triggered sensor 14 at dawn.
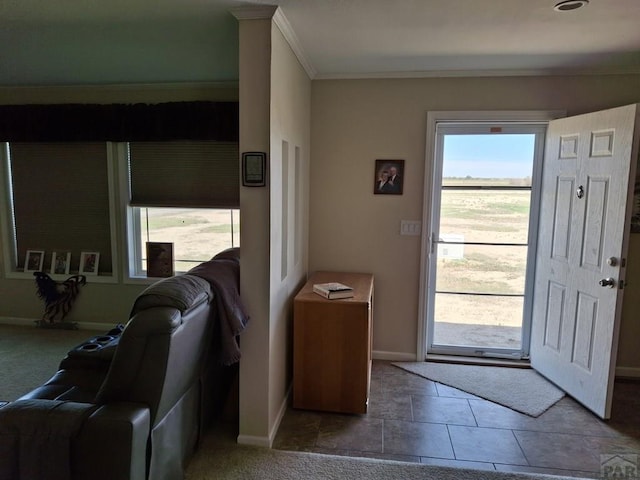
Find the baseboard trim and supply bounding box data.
[0,316,111,331]
[269,385,291,445]
[237,385,291,448]
[616,366,640,378]
[372,350,417,362]
[236,434,271,447]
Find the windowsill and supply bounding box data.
[4,271,118,284]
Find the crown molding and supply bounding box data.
[272,7,316,80]
[0,81,239,91]
[314,65,640,80]
[230,5,278,20]
[231,6,317,80]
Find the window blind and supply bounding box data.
[128,141,240,208]
[10,142,112,274]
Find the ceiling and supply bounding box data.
[1,0,639,86]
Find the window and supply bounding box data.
[131,207,239,276]
[0,139,240,281]
[1,142,115,278]
[124,140,240,278]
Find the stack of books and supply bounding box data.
[312,282,354,300]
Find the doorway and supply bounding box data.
[420,105,639,419]
[425,121,547,359]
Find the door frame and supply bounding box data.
[417,110,566,361]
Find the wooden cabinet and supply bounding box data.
[293,271,374,414]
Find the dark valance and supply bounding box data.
[0,101,238,142]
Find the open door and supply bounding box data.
[531,104,640,419]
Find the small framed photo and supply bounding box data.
[146,242,174,278]
[24,250,45,272]
[374,159,405,195]
[242,152,267,187]
[51,251,71,275]
[79,251,100,275]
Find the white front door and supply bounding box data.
[531,104,640,419]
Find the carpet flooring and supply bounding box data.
[392,362,565,417]
[0,324,95,401]
[185,426,591,480]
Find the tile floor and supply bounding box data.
[273,361,640,478]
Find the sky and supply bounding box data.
[443,134,535,179]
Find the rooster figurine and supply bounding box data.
[34,272,86,327]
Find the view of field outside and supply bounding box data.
[140,208,239,273]
[432,133,536,352]
[434,185,531,349]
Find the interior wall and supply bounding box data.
[236,16,273,445]
[309,75,640,372]
[236,9,311,447]
[0,83,237,329]
[268,22,311,440]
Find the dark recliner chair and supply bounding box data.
[0,270,239,480]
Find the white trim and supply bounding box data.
[0,316,112,331]
[231,5,317,80]
[0,82,239,104]
[3,271,118,283]
[615,366,640,378]
[230,5,278,20]
[372,350,417,362]
[314,66,640,80]
[106,142,121,282]
[236,434,272,448]
[116,141,139,282]
[236,385,292,448]
[418,111,566,361]
[0,143,16,277]
[272,8,317,80]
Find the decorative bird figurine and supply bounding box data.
[33,272,86,326]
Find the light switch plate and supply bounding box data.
[400,220,421,236]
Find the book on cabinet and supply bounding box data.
[312,282,354,299]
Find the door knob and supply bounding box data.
[599,278,615,288]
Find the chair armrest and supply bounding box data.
[0,399,150,480]
[0,399,98,480]
[60,335,121,371]
[73,403,151,480]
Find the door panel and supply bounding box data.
[531,103,639,419]
[581,176,608,270]
[551,176,575,259]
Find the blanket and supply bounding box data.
[187,248,249,365]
